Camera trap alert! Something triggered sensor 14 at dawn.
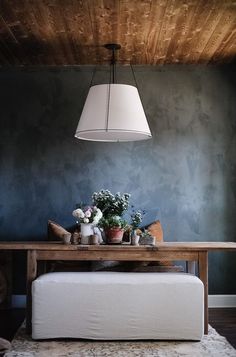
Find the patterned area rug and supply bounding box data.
[5,324,236,357]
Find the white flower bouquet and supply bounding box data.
[72,206,103,225]
[92,189,130,218]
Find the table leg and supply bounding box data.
[26,250,37,334]
[198,251,208,334]
[0,251,12,308]
[186,261,195,275]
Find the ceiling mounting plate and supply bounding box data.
[104,43,121,51]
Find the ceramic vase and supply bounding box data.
[80,223,94,245]
[131,230,140,246]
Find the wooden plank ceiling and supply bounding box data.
[0,0,236,66]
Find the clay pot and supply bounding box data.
[62,233,71,244]
[71,232,81,245]
[105,228,124,244]
[90,234,99,245]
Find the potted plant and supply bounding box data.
[99,216,128,244]
[130,210,143,245]
[92,189,130,244]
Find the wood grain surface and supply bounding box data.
[0,241,236,250]
[0,0,235,65]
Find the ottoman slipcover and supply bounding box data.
[32,271,204,340]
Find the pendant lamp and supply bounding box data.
[75,44,152,142]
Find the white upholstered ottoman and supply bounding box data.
[32,272,204,340]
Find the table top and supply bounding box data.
[0,241,236,251]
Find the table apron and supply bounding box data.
[35,250,199,262]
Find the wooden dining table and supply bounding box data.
[0,241,236,335]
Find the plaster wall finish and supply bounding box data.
[0,66,236,294]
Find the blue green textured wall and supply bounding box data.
[0,66,235,294]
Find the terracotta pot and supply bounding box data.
[105,227,124,244]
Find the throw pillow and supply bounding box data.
[145,220,163,243]
[47,220,71,241]
[145,220,173,267]
[47,220,90,271]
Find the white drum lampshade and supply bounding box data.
[75,84,152,142]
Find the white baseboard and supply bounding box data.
[209,295,236,308]
[12,294,236,309]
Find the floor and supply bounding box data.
[0,308,25,342]
[0,308,236,348]
[209,308,236,348]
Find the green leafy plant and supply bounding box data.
[140,229,153,239]
[99,215,128,230]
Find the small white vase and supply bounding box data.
[131,230,140,246]
[80,223,94,244]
